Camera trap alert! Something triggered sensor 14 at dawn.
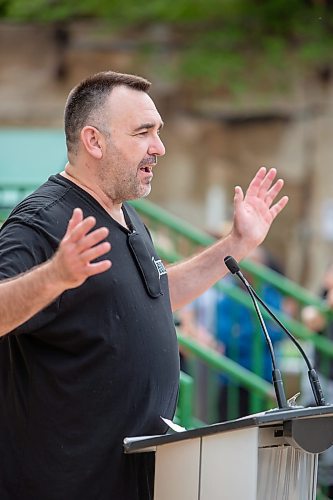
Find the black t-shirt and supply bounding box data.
[0,175,180,500]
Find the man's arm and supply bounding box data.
[168,167,288,311]
[0,208,111,337]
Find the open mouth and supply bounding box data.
[140,165,152,173]
[139,155,157,169]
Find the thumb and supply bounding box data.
[233,186,244,210]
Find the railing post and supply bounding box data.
[177,371,194,429]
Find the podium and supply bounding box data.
[124,405,333,500]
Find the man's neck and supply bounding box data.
[61,166,128,229]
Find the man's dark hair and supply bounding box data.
[64,71,151,156]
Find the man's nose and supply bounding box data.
[148,135,165,157]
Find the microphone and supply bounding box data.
[224,255,289,409]
[224,255,326,407]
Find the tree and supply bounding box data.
[1,0,332,95]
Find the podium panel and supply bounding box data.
[154,438,201,500]
[200,427,258,500]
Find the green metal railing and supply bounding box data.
[176,333,275,426]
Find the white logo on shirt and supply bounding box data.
[152,257,167,278]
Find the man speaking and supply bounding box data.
[0,70,288,499]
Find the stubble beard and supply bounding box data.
[98,147,151,204]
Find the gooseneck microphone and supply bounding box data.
[224,255,326,407]
[224,255,289,409]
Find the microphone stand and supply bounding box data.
[247,283,326,406]
[224,255,326,409]
[235,267,289,410]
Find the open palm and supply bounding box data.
[232,167,289,251]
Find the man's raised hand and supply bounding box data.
[51,208,111,288]
[232,167,289,253]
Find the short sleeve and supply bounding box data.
[0,222,56,280]
[0,222,61,335]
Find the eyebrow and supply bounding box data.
[133,121,164,133]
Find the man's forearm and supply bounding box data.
[0,261,67,337]
[167,234,241,311]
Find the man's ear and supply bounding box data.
[80,126,104,159]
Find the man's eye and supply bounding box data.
[137,131,148,136]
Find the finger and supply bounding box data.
[67,216,97,243]
[86,260,112,277]
[264,178,284,207]
[81,241,111,263]
[75,227,110,252]
[245,167,267,197]
[64,208,83,237]
[257,168,277,199]
[269,195,289,220]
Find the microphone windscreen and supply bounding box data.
[224,255,240,275]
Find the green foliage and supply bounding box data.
[1,0,333,94]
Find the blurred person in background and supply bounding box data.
[301,263,333,499]
[0,70,288,500]
[301,262,333,398]
[176,283,222,421]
